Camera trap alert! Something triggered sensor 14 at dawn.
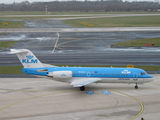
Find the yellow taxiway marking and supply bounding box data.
[40,21,52,28]
[26,46,93,48]
[58,37,135,40]
[111,90,144,120]
[52,36,134,51]
[58,46,94,47]
[56,39,82,48]
[0,90,74,111]
[40,21,60,53]
[0,89,144,120]
[52,32,60,53]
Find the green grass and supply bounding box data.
[0,65,159,74]
[112,37,160,47]
[0,11,47,15]
[62,16,160,27]
[138,66,160,71]
[0,33,6,35]
[1,13,160,27]
[0,66,23,74]
[0,41,17,50]
[0,21,24,28]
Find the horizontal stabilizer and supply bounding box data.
[9,49,29,54]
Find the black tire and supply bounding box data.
[80,86,85,91]
[135,85,138,89]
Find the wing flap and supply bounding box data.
[70,78,101,87]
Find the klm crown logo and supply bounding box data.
[61,73,66,77]
[22,55,38,64]
[26,55,34,59]
[122,70,131,74]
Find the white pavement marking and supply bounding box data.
[0,27,160,33]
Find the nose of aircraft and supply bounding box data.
[145,74,154,82]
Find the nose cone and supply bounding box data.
[144,75,154,83]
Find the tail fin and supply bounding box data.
[10,49,44,68]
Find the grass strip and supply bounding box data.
[0,65,159,74]
[0,66,24,74]
[0,33,6,35]
[0,11,160,15]
[0,21,24,28]
[0,16,88,20]
[112,37,160,47]
[0,11,47,15]
[0,41,17,50]
[62,16,160,27]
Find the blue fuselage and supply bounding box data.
[22,67,153,79]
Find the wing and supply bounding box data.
[70,78,101,87]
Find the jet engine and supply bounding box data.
[48,71,72,79]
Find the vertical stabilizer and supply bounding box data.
[10,49,44,68]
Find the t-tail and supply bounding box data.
[10,49,44,68]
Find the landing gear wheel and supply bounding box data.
[80,86,85,91]
[135,84,138,89]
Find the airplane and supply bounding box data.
[10,49,154,91]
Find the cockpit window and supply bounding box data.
[141,72,146,75]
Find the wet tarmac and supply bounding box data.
[0,15,160,67]
[1,31,160,66]
[1,31,160,53]
[24,20,73,28]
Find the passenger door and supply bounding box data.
[133,72,138,80]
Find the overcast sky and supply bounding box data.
[1,0,50,4]
[0,0,155,4]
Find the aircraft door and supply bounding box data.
[87,71,90,77]
[133,72,138,80]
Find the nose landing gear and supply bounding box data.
[135,84,138,89]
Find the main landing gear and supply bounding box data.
[135,84,138,89]
[80,86,85,91]
[80,85,139,91]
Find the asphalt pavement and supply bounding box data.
[1,14,160,120]
[1,75,160,120]
[0,15,160,68]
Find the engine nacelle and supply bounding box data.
[48,71,72,79]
